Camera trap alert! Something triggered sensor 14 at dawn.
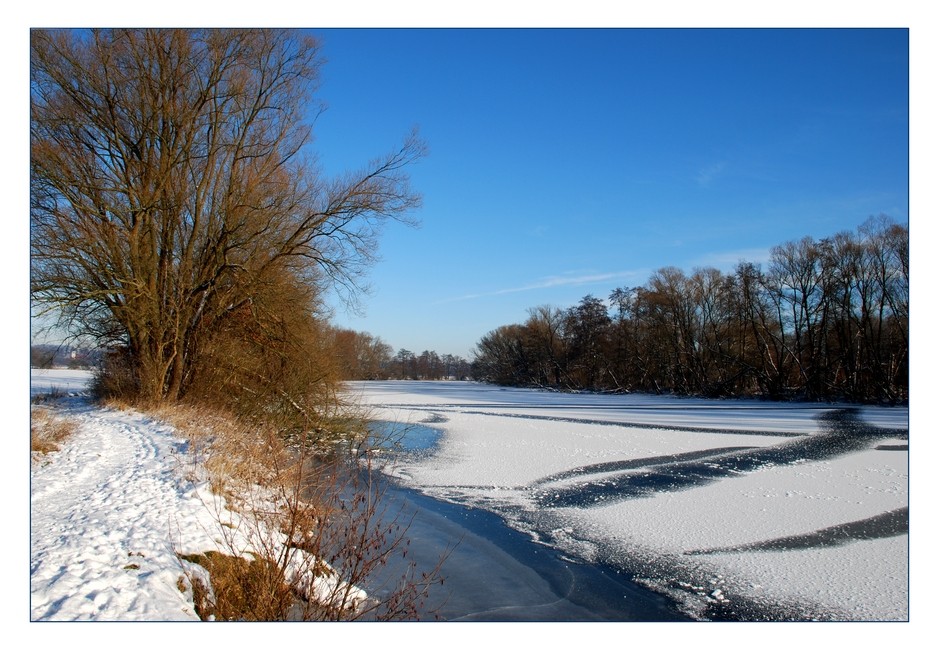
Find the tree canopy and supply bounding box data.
[31,29,425,404]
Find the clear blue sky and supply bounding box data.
[22,25,910,357]
[310,28,908,358]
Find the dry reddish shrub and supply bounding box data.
[179,551,294,621]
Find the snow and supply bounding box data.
[349,380,911,622]
[27,369,372,628]
[30,367,95,398]
[29,370,241,621]
[22,369,920,637]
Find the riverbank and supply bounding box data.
[29,369,690,624]
[29,369,415,622]
[26,370,912,627]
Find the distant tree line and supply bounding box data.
[329,328,471,381]
[30,344,101,369]
[385,348,472,380]
[472,216,908,404]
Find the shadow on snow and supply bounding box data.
[533,409,907,511]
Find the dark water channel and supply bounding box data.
[363,421,690,622]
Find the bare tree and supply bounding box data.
[31,29,424,402]
[472,219,907,403]
[563,295,611,388]
[330,328,393,380]
[765,237,830,398]
[525,305,566,387]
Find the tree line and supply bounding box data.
[472,216,908,404]
[329,328,471,381]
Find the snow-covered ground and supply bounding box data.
[29,369,239,621]
[348,380,911,621]
[24,370,920,640]
[29,369,376,629]
[29,367,97,398]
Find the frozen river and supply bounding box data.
[370,473,690,621]
[351,381,909,621]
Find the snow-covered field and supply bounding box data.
[348,380,911,622]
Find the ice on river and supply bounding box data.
[348,380,910,621]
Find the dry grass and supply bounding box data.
[154,402,289,498]
[30,407,78,456]
[179,551,294,621]
[153,400,443,621]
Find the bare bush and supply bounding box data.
[163,404,443,621]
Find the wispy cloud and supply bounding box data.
[436,270,647,304]
[696,161,726,188]
[530,224,549,238]
[695,247,773,270]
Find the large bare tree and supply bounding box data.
[31,29,424,401]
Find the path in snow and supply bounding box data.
[31,398,214,621]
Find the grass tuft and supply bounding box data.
[31,407,78,457]
[179,551,293,621]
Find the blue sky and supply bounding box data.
[21,24,911,357]
[309,28,908,358]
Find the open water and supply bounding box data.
[363,421,690,622]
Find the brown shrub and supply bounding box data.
[179,551,294,621]
[164,402,444,621]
